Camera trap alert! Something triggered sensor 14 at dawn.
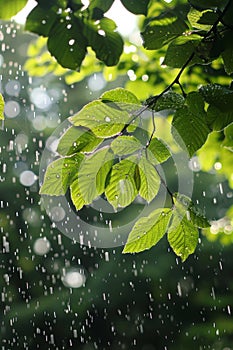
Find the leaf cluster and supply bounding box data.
[40,88,210,260]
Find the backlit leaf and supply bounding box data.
[168,214,199,262]
[105,156,138,208]
[0,0,27,19]
[69,100,131,138]
[111,136,142,156]
[138,154,160,202]
[147,137,171,165]
[101,88,140,105]
[40,154,84,196]
[123,208,172,253]
[78,147,114,204]
[70,179,85,211]
[57,126,102,156]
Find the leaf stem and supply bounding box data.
[146,109,156,146]
[154,166,174,205]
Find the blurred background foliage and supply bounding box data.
[0,0,233,349]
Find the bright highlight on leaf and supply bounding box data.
[105,156,138,208]
[168,215,199,262]
[138,154,160,202]
[78,147,114,204]
[39,87,211,261]
[123,208,172,253]
[40,154,84,196]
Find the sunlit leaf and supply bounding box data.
[78,147,114,204]
[40,154,84,196]
[111,136,142,156]
[101,88,140,105]
[70,178,85,210]
[147,137,171,165]
[69,100,131,138]
[105,156,138,208]
[138,154,160,202]
[0,0,27,19]
[174,193,210,228]
[57,126,102,156]
[123,208,172,253]
[168,214,199,262]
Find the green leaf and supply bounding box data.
[78,147,114,204]
[186,91,206,117]
[163,35,202,68]
[111,136,142,156]
[40,154,84,196]
[57,126,102,156]
[172,105,210,157]
[222,124,233,152]
[47,15,87,70]
[0,94,4,120]
[206,105,233,131]
[138,154,160,202]
[88,0,115,19]
[168,214,199,262]
[105,156,138,208]
[101,88,140,105]
[120,0,150,15]
[25,5,57,36]
[188,8,218,30]
[222,47,233,75]
[188,0,228,11]
[69,100,131,138]
[199,84,233,113]
[0,0,27,19]
[123,208,172,253]
[141,13,188,50]
[70,179,85,211]
[189,209,210,228]
[83,17,123,66]
[147,137,171,165]
[154,91,185,111]
[222,1,233,27]
[174,193,210,228]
